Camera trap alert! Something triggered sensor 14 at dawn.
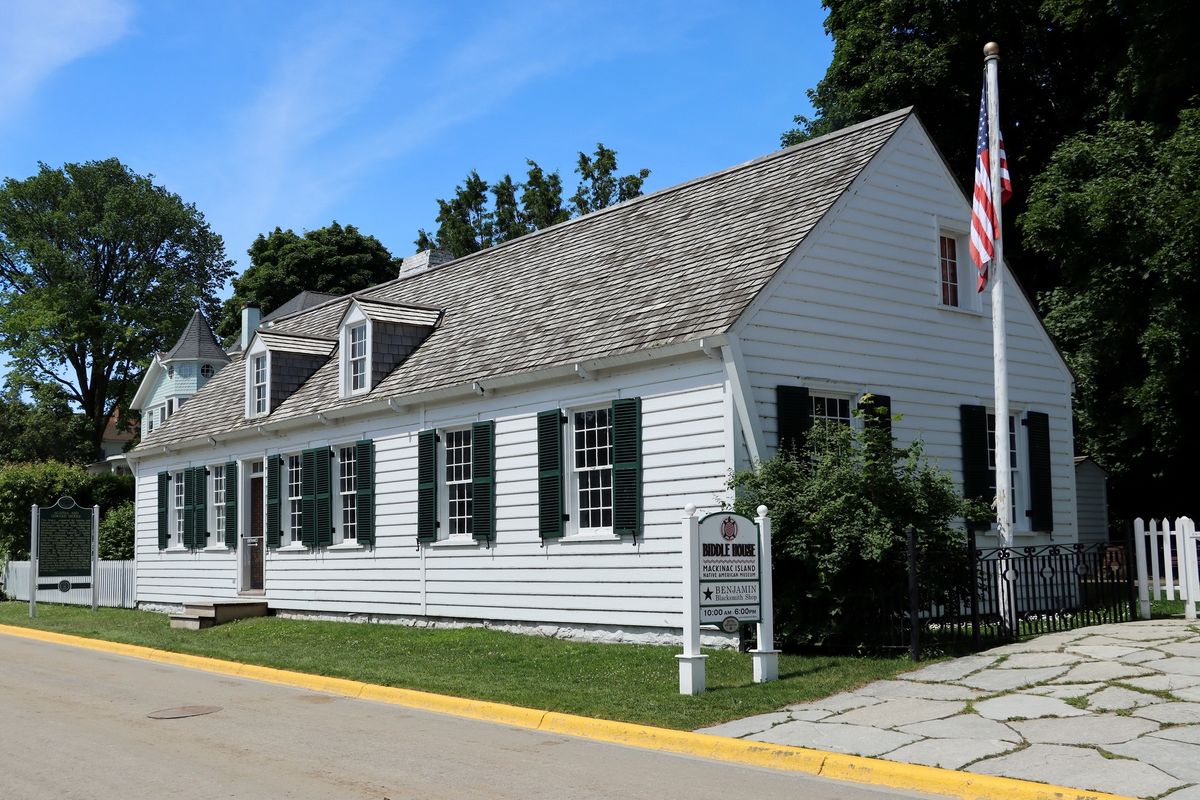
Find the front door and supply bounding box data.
[247,475,264,591]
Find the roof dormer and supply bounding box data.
[244,330,336,418]
[336,297,441,398]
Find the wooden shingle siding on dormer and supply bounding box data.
[371,323,434,389]
[270,352,327,413]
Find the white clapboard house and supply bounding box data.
[127,108,1076,643]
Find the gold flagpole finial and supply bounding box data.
[984,41,1000,58]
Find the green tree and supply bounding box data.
[729,402,985,649]
[216,221,400,341]
[99,500,135,560]
[1021,108,1200,516]
[570,143,651,216]
[414,171,493,259]
[0,387,97,465]
[416,147,648,255]
[0,159,232,450]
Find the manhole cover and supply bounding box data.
[147,705,222,720]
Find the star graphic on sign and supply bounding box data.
[703,588,713,600]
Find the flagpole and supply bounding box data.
[984,41,1012,550]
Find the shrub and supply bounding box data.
[99,501,135,560]
[729,403,988,650]
[0,462,134,558]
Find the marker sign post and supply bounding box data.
[29,497,99,618]
[678,504,778,695]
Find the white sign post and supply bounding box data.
[679,504,777,694]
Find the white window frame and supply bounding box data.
[172,471,185,548]
[438,427,474,542]
[244,337,271,419]
[282,453,304,548]
[209,464,227,549]
[331,444,359,547]
[338,305,373,398]
[810,393,854,427]
[986,410,1030,534]
[200,363,214,380]
[934,223,980,313]
[566,405,615,538]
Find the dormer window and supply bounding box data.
[201,363,214,379]
[349,324,368,393]
[252,354,268,415]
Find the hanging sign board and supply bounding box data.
[30,497,99,617]
[697,512,760,627]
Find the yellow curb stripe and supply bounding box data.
[0,623,1132,800]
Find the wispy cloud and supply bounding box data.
[0,0,132,125]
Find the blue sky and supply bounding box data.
[1,0,831,285]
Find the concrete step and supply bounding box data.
[169,614,214,630]
[177,600,269,628]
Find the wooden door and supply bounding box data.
[248,476,264,590]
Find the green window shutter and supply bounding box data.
[192,467,208,548]
[157,471,170,550]
[223,461,239,549]
[315,448,333,547]
[301,448,318,548]
[1024,411,1054,533]
[416,430,438,542]
[960,404,991,529]
[776,385,811,455]
[266,455,282,548]
[537,409,565,539]
[471,421,495,542]
[611,398,642,537]
[356,439,376,546]
[182,467,196,549]
[860,393,893,438]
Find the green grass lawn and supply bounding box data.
[0,601,914,730]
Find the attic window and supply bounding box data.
[201,363,214,379]
[349,324,368,393]
[252,355,268,415]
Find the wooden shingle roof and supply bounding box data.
[136,108,909,451]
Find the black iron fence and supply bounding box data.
[903,532,1135,658]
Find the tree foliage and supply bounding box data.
[0,159,232,448]
[216,221,399,341]
[791,0,1200,518]
[0,388,97,465]
[0,462,133,559]
[1021,108,1200,511]
[729,404,985,650]
[416,146,649,258]
[99,500,135,560]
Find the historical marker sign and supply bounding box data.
[697,512,760,625]
[30,497,98,617]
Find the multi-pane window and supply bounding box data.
[173,472,185,545]
[287,455,302,544]
[253,355,268,415]
[349,324,367,392]
[986,413,1020,525]
[940,235,960,307]
[573,408,613,530]
[200,363,214,379]
[445,429,473,536]
[212,465,225,544]
[812,395,852,426]
[339,446,357,541]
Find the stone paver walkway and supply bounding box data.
[699,620,1200,798]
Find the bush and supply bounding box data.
[99,501,135,560]
[0,462,134,558]
[729,402,988,650]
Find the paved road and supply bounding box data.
[0,635,940,800]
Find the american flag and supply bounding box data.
[969,78,1012,292]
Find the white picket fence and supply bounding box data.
[1,560,136,609]
[1134,517,1198,620]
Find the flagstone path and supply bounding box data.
[699,620,1200,799]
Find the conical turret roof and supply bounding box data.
[164,310,230,363]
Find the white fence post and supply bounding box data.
[1134,518,1151,619]
[1180,517,1198,621]
[1165,518,1178,601]
[2,560,136,609]
[677,505,706,695]
[1150,519,1163,602]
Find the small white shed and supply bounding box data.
[1075,457,1109,544]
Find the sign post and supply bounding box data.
[29,497,98,617]
[679,504,777,694]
